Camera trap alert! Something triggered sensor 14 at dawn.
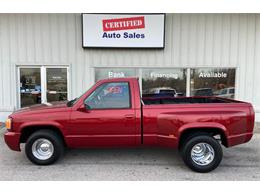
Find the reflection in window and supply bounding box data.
[46,68,68,102]
[20,68,41,107]
[190,68,236,98]
[142,69,186,97]
[85,82,130,109]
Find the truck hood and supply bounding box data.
[12,101,68,115]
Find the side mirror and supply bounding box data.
[77,104,89,112]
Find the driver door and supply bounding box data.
[69,81,137,147]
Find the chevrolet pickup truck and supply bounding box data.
[4,78,255,172]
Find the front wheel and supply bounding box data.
[181,135,223,173]
[25,130,64,165]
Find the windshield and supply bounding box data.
[67,83,96,107]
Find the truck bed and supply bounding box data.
[142,96,242,105]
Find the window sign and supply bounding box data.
[142,68,186,97]
[95,68,137,82]
[190,68,236,98]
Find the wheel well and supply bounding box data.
[19,125,66,146]
[178,127,227,149]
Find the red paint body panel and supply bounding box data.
[142,103,253,147]
[4,78,255,152]
[4,132,21,151]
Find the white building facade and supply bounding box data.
[0,13,260,121]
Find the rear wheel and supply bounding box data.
[25,130,64,165]
[181,134,223,173]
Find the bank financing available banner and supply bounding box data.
[82,14,165,48]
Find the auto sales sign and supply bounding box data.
[82,14,165,48]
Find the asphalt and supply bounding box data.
[0,125,259,181]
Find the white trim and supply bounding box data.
[41,66,46,103]
[67,66,71,100]
[138,68,142,93]
[186,68,191,96]
[16,63,70,66]
[16,66,21,110]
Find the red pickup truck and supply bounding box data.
[4,78,255,172]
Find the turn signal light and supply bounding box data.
[5,118,12,130]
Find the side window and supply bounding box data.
[84,82,131,109]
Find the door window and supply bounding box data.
[85,82,131,109]
[20,68,41,107]
[46,68,68,102]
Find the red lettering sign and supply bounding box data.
[102,16,145,32]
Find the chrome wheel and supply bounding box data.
[32,138,54,160]
[191,143,215,166]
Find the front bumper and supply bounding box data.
[4,131,21,151]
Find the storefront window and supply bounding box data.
[142,68,186,97]
[190,68,236,98]
[95,68,137,82]
[94,67,235,99]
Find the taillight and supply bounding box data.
[5,118,12,130]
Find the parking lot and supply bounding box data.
[0,125,260,181]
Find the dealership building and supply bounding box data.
[0,13,260,121]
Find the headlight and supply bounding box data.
[5,118,12,130]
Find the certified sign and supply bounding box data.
[82,14,165,48]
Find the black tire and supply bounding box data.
[181,135,223,173]
[25,129,64,165]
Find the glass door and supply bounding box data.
[19,68,42,107]
[46,68,68,102]
[18,66,69,108]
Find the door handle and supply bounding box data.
[124,114,135,119]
